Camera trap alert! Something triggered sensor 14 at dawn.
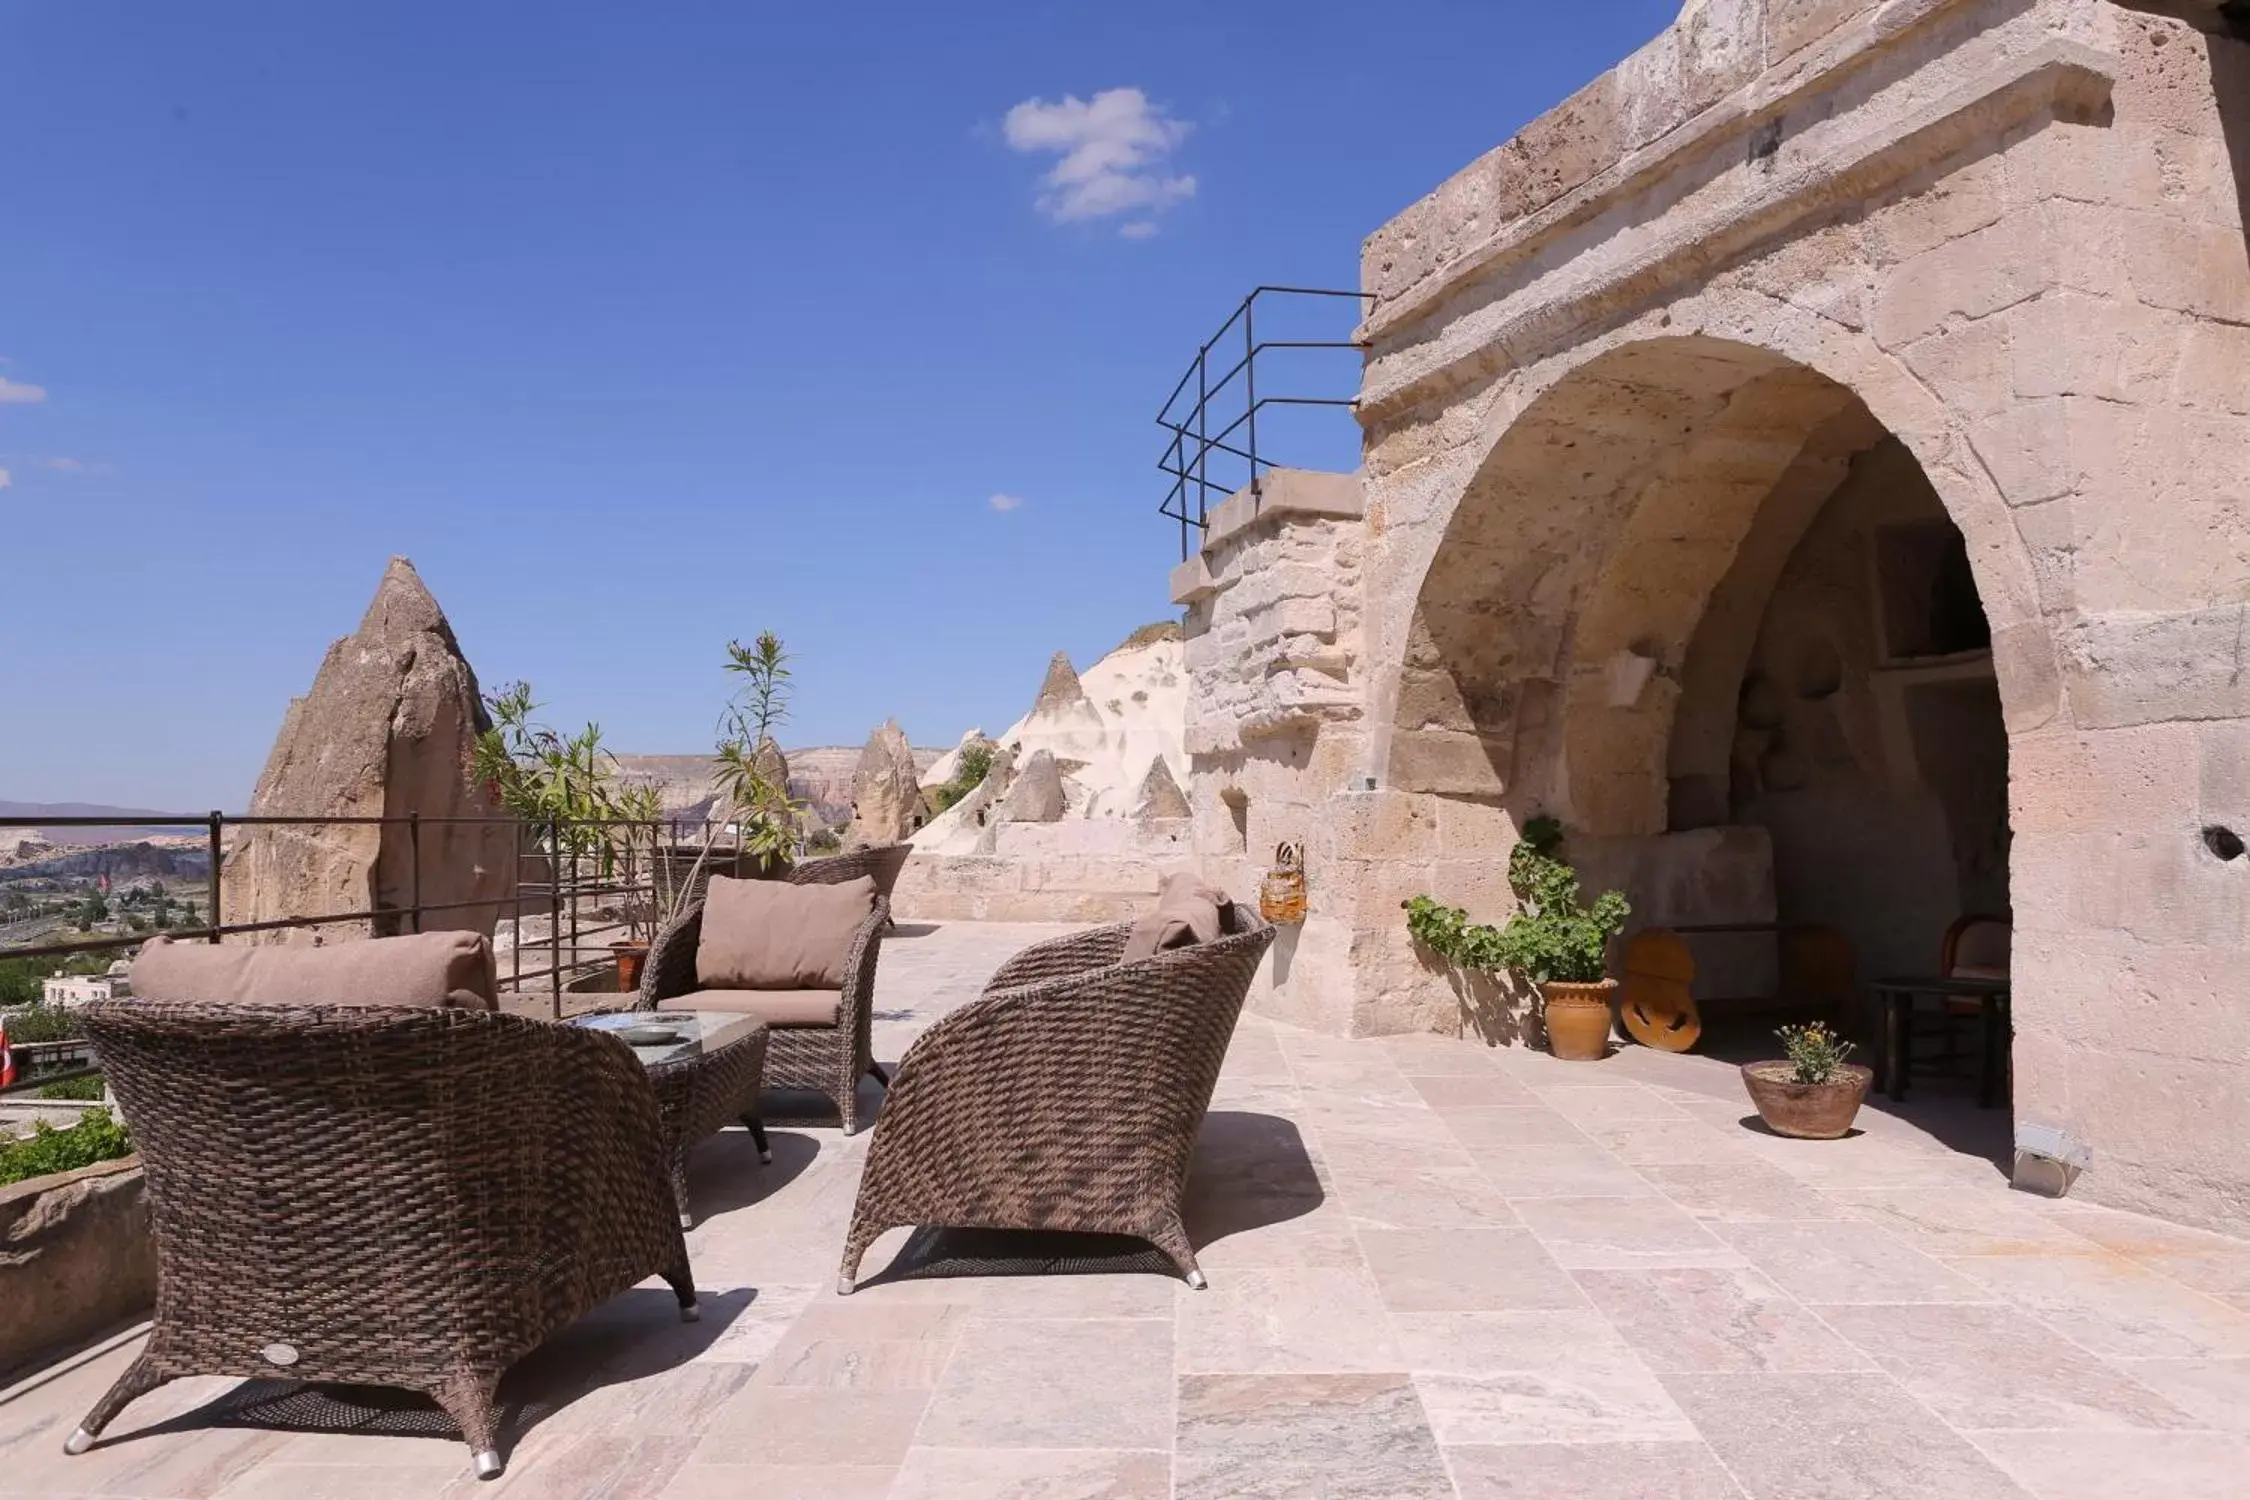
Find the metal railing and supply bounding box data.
[0,812,751,1043]
[1156,285,1372,560]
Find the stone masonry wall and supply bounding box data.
[1278,0,2250,1234]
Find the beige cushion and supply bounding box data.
[1122,872,1233,962]
[654,988,842,1028]
[696,874,874,990]
[130,931,498,1010]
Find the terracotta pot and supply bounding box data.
[610,942,650,993]
[1540,979,1616,1061]
[1741,1060,1873,1139]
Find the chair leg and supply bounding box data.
[868,1061,891,1087]
[430,1369,506,1480]
[837,1058,861,1136]
[1145,1213,1206,1291]
[67,1349,173,1454]
[742,1114,772,1163]
[660,1253,699,1322]
[836,1213,893,1296]
[670,1153,694,1230]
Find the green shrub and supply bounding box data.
[36,1073,105,1101]
[1403,817,1630,985]
[0,1003,83,1044]
[1777,1022,1855,1085]
[0,1109,133,1188]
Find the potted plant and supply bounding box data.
[1742,1021,1872,1138]
[1403,817,1631,1061]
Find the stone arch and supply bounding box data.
[1381,323,2057,840]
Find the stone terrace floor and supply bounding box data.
[7,922,2250,1499]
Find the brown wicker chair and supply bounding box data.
[836,904,1273,1294]
[69,1001,695,1481]
[791,843,914,903]
[638,893,890,1132]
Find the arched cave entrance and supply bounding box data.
[1395,335,2016,1127]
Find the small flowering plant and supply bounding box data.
[1776,1021,1855,1086]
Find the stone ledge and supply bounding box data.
[1170,470,1365,605]
[0,1155,154,1379]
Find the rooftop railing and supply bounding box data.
[0,812,750,1046]
[1156,285,1372,560]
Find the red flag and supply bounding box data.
[0,1016,15,1092]
[98,872,112,895]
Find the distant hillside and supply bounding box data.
[613,745,943,830]
[0,801,197,846]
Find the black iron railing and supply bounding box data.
[1156,285,1372,560]
[0,812,748,1045]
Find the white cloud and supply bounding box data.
[0,468,11,490]
[1002,87,1195,234]
[46,456,83,472]
[988,492,1025,513]
[0,376,48,404]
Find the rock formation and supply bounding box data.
[223,558,513,942]
[896,625,1197,922]
[996,750,1066,823]
[847,720,927,846]
[1133,756,1191,822]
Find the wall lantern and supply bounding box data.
[1260,842,1308,926]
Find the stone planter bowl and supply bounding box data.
[1741,1061,1873,1139]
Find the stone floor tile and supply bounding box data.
[1534,1084,1692,1125]
[964,1272,1182,1318]
[1389,1311,1626,1375]
[1820,1302,2201,1430]
[1176,1266,1405,1372]
[1407,1072,1535,1109]
[478,1433,699,1499]
[10,1425,299,1500]
[1966,1430,2250,1500]
[1825,1186,2098,1257]
[1436,1106,1592,1148]
[1476,1144,1659,1199]
[2104,1355,2250,1433]
[687,1387,928,1466]
[1577,1266,1877,1374]
[1716,1221,1995,1304]
[208,1463,484,1500]
[1946,1251,2250,1358]
[1512,1195,1743,1270]
[1636,1161,1849,1223]
[688,1281,821,1365]
[1754,1137,2004,1191]
[1443,1440,1748,1498]
[1665,1372,2034,1499]
[1380,1034,1504,1076]
[1581,1118,1759,1166]
[1331,1163,1519,1231]
[2047,1205,2250,1258]
[1175,1372,1451,1500]
[914,1318,1172,1448]
[1360,1227,1589,1312]
[1415,1342,1694,1445]
[889,1446,1170,1499]
[657,1463,895,1500]
[750,1300,966,1389]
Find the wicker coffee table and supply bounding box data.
[574,1011,771,1228]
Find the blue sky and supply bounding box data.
[0,0,1678,810]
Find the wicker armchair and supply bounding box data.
[68,1002,695,1481]
[638,894,890,1132]
[836,904,1273,1294]
[792,843,914,902]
